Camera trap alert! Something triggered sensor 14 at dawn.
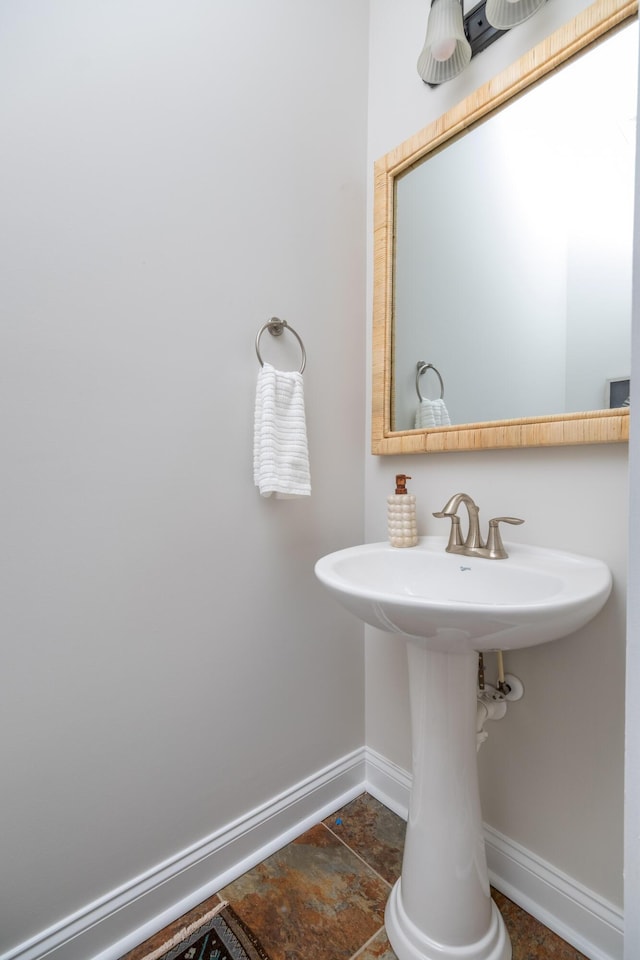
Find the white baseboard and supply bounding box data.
[484,824,623,960]
[3,746,624,960]
[363,746,410,820]
[2,749,366,960]
[364,747,624,960]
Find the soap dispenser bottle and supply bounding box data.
[387,474,418,547]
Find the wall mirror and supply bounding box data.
[372,0,637,455]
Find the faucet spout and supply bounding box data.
[433,493,524,559]
[436,492,476,518]
[433,492,484,552]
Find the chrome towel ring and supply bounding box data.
[416,361,444,401]
[255,317,306,374]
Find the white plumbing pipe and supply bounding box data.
[476,700,490,751]
[476,687,508,750]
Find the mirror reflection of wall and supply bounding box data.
[392,21,637,431]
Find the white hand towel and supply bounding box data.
[432,398,451,426]
[415,399,436,428]
[254,362,311,498]
[415,398,452,428]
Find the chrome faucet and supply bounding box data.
[433,492,524,560]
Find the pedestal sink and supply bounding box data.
[314,536,611,960]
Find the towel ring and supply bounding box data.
[255,317,306,374]
[416,361,444,401]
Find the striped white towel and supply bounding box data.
[414,398,451,429]
[254,362,311,498]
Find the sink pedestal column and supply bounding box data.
[385,642,511,960]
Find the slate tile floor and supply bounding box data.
[120,793,590,960]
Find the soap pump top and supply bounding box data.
[395,474,410,494]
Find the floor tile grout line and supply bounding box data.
[321,820,395,889]
[348,924,388,960]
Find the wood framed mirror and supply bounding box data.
[372,0,636,455]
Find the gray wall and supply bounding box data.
[0,2,369,955]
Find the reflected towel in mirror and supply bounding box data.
[254,362,311,498]
[415,398,451,428]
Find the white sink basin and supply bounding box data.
[315,536,611,652]
[315,534,612,960]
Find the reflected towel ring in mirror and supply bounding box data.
[255,317,306,374]
[416,361,444,401]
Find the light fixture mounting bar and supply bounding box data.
[464,0,506,57]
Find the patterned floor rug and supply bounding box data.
[158,905,272,960]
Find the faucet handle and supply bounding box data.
[486,517,524,560]
[433,511,464,551]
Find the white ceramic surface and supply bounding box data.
[315,535,613,960]
[314,535,612,651]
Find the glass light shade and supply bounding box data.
[417,0,471,84]
[485,0,546,29]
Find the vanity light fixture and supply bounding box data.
[485,0,546,29]
[417,0,472,85]
[417,0,546,85]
